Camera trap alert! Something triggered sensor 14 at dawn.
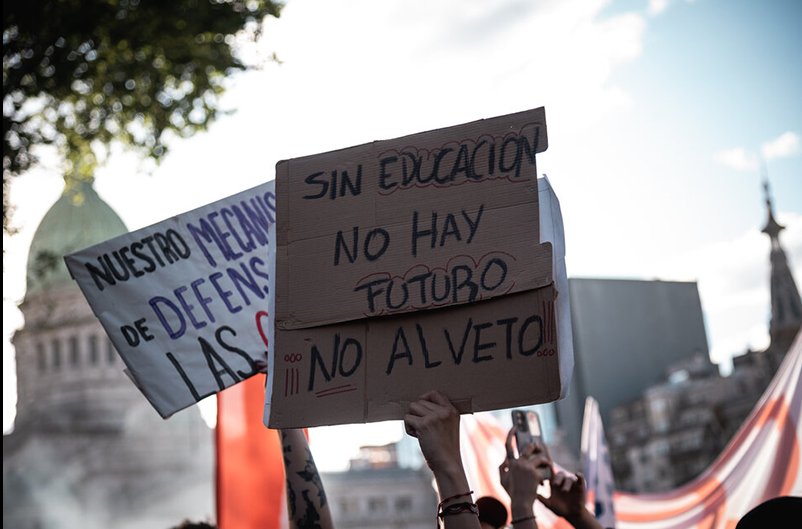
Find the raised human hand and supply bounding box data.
[499,428,550,524]
[538,471,600,529]
[404,390,462,474]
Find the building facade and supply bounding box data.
[3,181,214,529]
[323,442,437,529]
[607,354,765,491]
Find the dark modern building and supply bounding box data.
[556,277,710,454]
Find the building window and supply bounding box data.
[107,338,116,364]
[654,440,669,455]
[37,343,47,372]
[52,338,62,369]
[368,497,387,513]
[88,335,99,366]
[339,498,359,515]
[395,496,412,512]
[69,336,80,367]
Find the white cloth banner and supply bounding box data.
[582,396,617,527]
[65,181,277,417]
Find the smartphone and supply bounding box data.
[511,409,552,480]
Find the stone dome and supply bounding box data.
[8,178,215,529]
[25,179,127,297]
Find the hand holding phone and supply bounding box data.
[511,409,552,480]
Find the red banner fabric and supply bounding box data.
[217,375,286,529]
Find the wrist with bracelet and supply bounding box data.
[436,490,478,528]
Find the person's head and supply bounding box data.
[476,495,508,529]
[169,521,217,529]
[735,496,802,529]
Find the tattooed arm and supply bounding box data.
[279,429,335,529]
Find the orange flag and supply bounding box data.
[217,375,287,529]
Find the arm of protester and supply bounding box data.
[538,472,602,529]
[279,429,335,529]
[498,428,550,529]
[404,391,481,529]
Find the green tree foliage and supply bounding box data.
[3,0,282,234]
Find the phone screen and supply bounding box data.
[512,410,539,453]
[511,409,552,480]
[528,412,542,437]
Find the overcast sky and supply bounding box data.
[4,0,801,470]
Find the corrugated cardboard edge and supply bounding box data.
[539,175,574,398]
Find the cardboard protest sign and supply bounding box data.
[64,183,276,418]
[266,107,562,428]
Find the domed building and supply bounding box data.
[3,180,214,529]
